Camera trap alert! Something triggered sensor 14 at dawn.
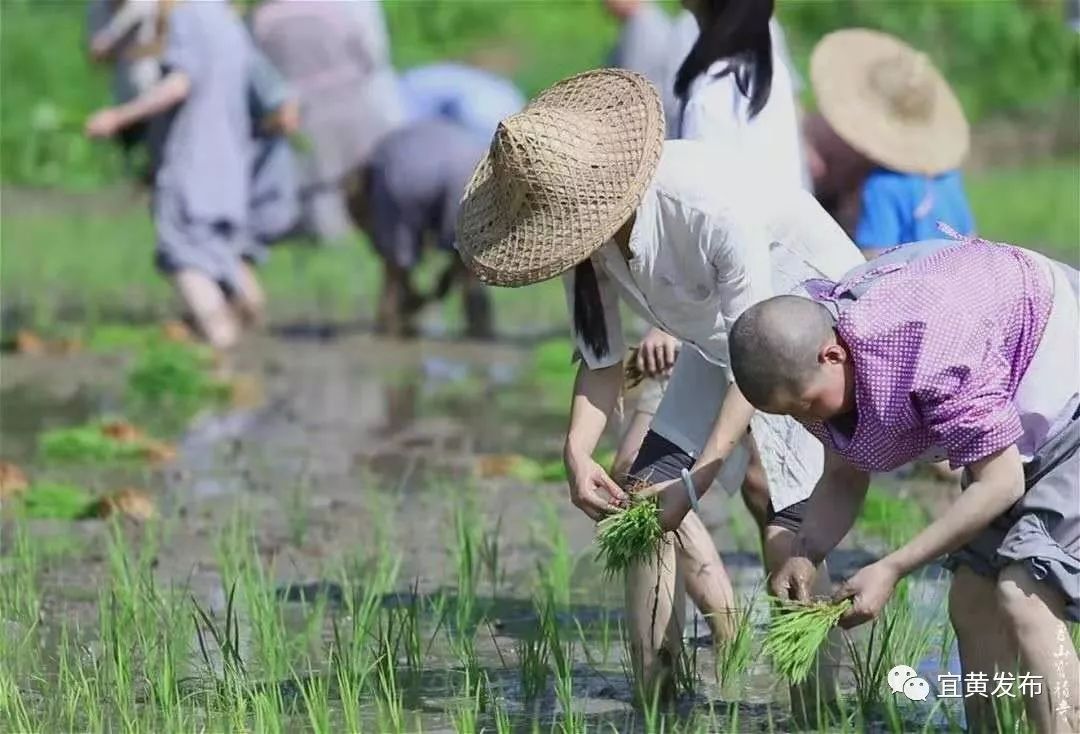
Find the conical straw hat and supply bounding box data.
[456,69,665,287]
[811,29,969,176]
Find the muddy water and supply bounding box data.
[0,333,960,730]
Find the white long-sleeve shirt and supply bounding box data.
[562,140,863,377]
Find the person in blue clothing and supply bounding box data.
[810,28,975,260]
[398,62,526,142]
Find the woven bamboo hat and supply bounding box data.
[811,29,969,176]
[456,69,665,287]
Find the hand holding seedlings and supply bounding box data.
[769,554,819,603]
[833,558,902,628]
[564,449,627,521]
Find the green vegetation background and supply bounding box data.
[2,0,1078,187]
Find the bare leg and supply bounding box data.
[949,566,1015,731]
[611,408,655,483]
[626,534,686,705]
[739,436,771,538]
[377,262,417,337]
[232,261,266,329]
[675,510,737,642]
[172,269,238,351]
[462,270,493,340]
[765,525,841,723]
[997,564,1080,733]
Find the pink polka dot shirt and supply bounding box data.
[803,241,1054,472]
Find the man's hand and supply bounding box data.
[565,450,627,522]
[85,108,124,139]
[834,559,901,628]
[636,327,678,379]
[770,554,817,602]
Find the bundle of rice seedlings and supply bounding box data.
[763,598,852,683]
[594,492,663,577]
[20,483,96,519]
[40,424,152,463]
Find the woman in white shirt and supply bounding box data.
[455,69,864,702]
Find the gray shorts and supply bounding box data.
[627,430,807,533]
[945,415,1080,621]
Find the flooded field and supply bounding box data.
[1,323,1021,734]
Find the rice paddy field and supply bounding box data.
[1,156,1078,733]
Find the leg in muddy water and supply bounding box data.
[996,563,1079,734]
[626,534,686,706]
[675,510,737,642]
[462,270,494,341]
[231,261,266,329]
[377,262,419,337]
[764,524,841,726]
[949,566,1015,731]
[172,269,239,351]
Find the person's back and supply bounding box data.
[159,0,252,225]
[855,168,974,251]
[398,63,525,141]
[676,2,804,190]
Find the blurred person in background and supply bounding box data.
[809,29,975,260]
[247,48,302,250]
[85,0,264,356]
[251,0,404,244]
[85,0,175,180]
[398,61,526,142]
[345,120,492,340]
[603,0,696,139]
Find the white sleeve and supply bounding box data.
[92,1,153,49]
[560,264,626,371]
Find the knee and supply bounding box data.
[995,564,1060,633]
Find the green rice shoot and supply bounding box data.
[18,483,96,519]
[594,494,663,578]
[763,598,852,684]
[39,424,149,463]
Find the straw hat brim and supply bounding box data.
[456,69,665,287]
[811,29,970,176]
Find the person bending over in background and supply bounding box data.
[455,69,864,706]
[86,0,264,355]
[345,120,492,340]
[809,29,975,259]
[251,0,403,244]
[398,61,526,143]
[730,238,1079,734]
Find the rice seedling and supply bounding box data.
[763,598,852,684]
[519,626,550,703]
[594,493,663,578]
[16,481,96,519]
[39,423,155,463]
[479,515,504,595]
[126,340,227,419]
[713,596,758,690]
[536,502,575,609]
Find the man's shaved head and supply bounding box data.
[730,295,837,409]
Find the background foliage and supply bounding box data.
[1,0,1077,187]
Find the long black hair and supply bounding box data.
[674,0,775,120]
[573,260,609,360]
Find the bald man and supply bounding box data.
[729,238,1079,734]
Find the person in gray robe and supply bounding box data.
[251,0,404,244]
[86,0,262,352]
[345,120,491,339]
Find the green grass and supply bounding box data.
[967,158,1080,264]
[859,486,928,547]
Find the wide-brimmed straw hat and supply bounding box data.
[811,29,969,176]
[456,69,665,287]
